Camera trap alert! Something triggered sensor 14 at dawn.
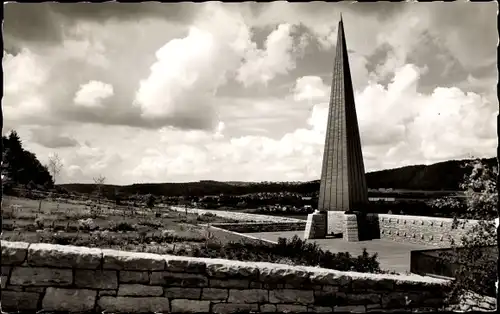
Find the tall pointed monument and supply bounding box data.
[304,16,368,240]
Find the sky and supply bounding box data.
[3,2,498,185]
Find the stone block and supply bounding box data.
[207,262,259,279]
[1,275,7,289]
[382,293,412,309]
[270,289,314,305]
[118,284,163,296]
[171,299,211,313]
[1,291,39,311]
[75,269,118,289]
[102,249,165,270]
[352,278,394,291]
[1,266,11,275]
[327,211,345,235]
[5,285,23,291]
[276,304,308,313]
[164,287,201,299]
[263,282,285,289]
[99,290,117,296]
[309,305,333,313]
[346,293,381,304]
[28,243,102,269]
[366,303,382,310]
[150,271,208,287]
[10,267,72,286]
[42,288,96,312]
[119,270,149,283]
[304,211,327,239]
[210,278,249,288]
[24,287,45,293]
[334,305,366,312]
[166,258,206,273]
[212,303,259,314]
[228,289,268,303]
[1,241,29,265]
[314,291,348,306]
[98,296,170,313]
[201,288,228,300]
[310,272,350,286]
[260,267,311,285]
[260,304,277,312]
[344,214,360,242]
[250,281,262,288]
[322,285,340,293]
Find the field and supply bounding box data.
[0,195,385,274]
[1,196,241,255]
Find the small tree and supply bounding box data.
[47,153,63,185]
[93,175,106,201]
[146,194,156,209]
[91,175,106,218]
[435,160,498,306]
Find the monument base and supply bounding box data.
[304,210,327,239]
[343,213,360,242]
[327,211,346,235]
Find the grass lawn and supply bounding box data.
[1,196,240,254]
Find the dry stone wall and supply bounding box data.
[211,222,306,233]
[365,214,480,247]
[1,240,453,313]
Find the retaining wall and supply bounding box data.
[211,222,306,233]
[169,206,303,223]
[365,214,480,247]
[1,240,452,313]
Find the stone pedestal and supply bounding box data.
[304,211,327,239]
[327,211,346,235]
[343,214,359,242]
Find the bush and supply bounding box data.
[433,160,498,300]
[146,194,156,209]
[188,235,381,273]
[109,221,136,232]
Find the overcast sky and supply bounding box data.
[3,2,498,185]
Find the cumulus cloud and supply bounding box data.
[74,80,114,107]
[4,3,496,184]
[236,24,297,87]
[3,49,48,94]
[293,76,328,102]
[127,63,496,183]
[133,4,256,129]
[30,128,79,149]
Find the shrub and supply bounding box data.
[433,160,498,300]
[109,221,136,232]
[34,217,45,229]
[146,194,156,209]
[188,235,381,273]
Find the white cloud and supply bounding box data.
[133,4,255,127]
[236,24,297,87]
[3,49,48,94]
[121,63,497,184]
[74,80,114,107]
[5,3,496,185]
[293,76,328,102]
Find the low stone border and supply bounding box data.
[1,240,455,313]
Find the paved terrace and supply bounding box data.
[247,231,434,274]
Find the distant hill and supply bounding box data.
[60,157,497,197]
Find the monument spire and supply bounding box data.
[305,17,368,240]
